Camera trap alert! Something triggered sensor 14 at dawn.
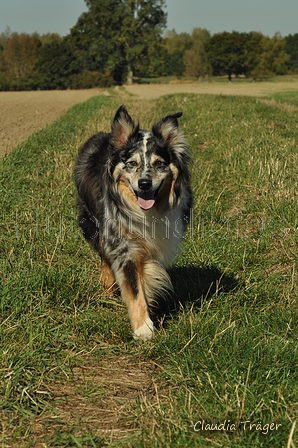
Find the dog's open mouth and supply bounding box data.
[135,185,161,210]
[136,191,155,210]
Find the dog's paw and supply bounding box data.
[134,318,154,341]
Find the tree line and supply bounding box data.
[0,0,297,91]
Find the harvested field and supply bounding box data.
[1,79,298,157]
[124,79,298,99]
[0,88,103,157]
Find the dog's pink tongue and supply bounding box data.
[137,192,155,210]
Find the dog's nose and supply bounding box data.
[138,178,152,191]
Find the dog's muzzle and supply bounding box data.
[135,178,160,210]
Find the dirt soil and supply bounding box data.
[1,80,297,157]
[0,88,103,157]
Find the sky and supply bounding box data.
[0,0,297,38]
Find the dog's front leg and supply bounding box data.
[113,260,154,341]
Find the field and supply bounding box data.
[1,77,298,157]
[1,81,298,447]
[0,89,103,158]
[125,76,298,100]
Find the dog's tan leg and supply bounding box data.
[122,284,154,341]
[101,260,116,293]
[114,261,154,341]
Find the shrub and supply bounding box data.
[70,70,115,89]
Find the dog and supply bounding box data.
[74,105,192,341]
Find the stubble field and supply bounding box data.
[0,89,103,157]
[1,77,298,157]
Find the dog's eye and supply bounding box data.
[154,160,165,168]
[126,160,138,169]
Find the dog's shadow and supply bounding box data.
[152,264,238,324]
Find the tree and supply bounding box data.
[184,28,211,80]
[205,31,248,81]
[242,32,263,77]
[134,33,169,77]
[121,0,167,82]
[284,33,298,72]
[163,29,192,77]
[205,31,288,80]
[163,29,192,55]
[2,33,41,79]
[0,27,12,49]
[0,43,4,74]
[68,0,167,83]
[37,39,79,89]
[68,0,124,82]
[247,33,289,79]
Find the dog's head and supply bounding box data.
[108,105,190,214]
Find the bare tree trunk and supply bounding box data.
[126,70,133,85]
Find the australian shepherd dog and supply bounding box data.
[74,105,192,341]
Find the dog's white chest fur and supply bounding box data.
[137,205,186,267]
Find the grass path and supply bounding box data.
[1,91,298,446]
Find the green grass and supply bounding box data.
[136,75,245,84]
[1,91,298,447]
[271,90,298,107]
[136,74,298,84]
[135,75,178,84]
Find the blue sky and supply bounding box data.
[0,0,297,37]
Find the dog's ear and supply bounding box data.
[110,105,137,149]
[152,112,183,145]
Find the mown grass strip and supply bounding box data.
[1,92,298,446]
